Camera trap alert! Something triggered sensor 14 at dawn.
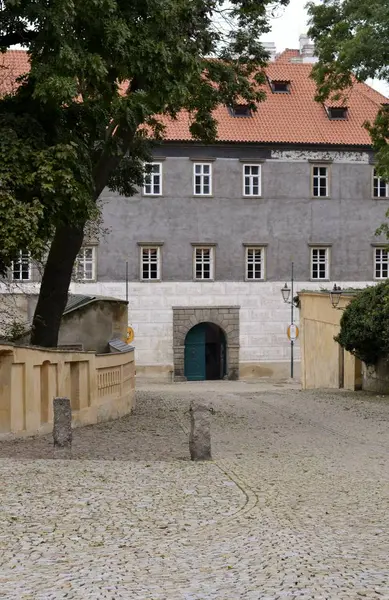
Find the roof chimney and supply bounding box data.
[262,41,277,62]
[299,34,315,57]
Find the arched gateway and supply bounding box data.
[184,322,226,381]
[172,306,240,381]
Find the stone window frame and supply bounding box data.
[243,243,267,281]
[143,161,163,196]
[172,306,240,381]
[373,245,389,280]
[192,244,216,281]
[372,168,389,199]
[193,162,213,196]
[242,163,262,197]
[75,246,97,282]
[310,160,332,198]
[11,250,31,282]
[309,244,331,281]
[138,242,163,282]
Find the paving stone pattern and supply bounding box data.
[1,381,389,599]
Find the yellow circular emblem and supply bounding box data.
[126,326,134,344]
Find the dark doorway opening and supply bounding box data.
[184,322,226,381]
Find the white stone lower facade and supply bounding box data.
[68,280,374,381]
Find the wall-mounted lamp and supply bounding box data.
[330,284,343,309]
[281,282,291,304]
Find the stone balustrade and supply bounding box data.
[0,343,135,437]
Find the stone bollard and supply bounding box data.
[189,401,213,461]
[53,397,72,456]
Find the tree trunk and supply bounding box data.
[30,126,137,348]
[30,223,85,347]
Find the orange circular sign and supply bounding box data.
[287,324,299,341]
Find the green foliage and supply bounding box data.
[0,83,94,272]
[1,320,29,342]
[307,0,389,244]
[1,0,291,345]
[0,0,289,273]
[307,0,389,97]
[335,282,389,366]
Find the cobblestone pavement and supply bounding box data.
[1,380,389,599]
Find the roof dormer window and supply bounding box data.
[327,107,348,120]
[271,80,290,93]
[229,104,252,117]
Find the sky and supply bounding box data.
[261,0,389,98]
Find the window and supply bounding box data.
[75,247,96,281]
[11,250,31,281]
[194,246,214,280]
[374,248,389,279]
[373,169,389,198]
[245,247,265,280]
[311,247,329,280]
[243,164,261,197]
[271,81,290,93]
[312,165,329,197]
[327,107,348,120]
[143,162,162,195]
[193,163,212,196]
[229,104,252,117]
[141,247,161,281]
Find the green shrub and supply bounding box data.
[1,320,29,343]
[335,282,389,366]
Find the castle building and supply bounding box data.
[2,39,389,381]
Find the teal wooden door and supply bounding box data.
[185,323,206,381]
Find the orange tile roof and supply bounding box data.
[160,61,388,146]
[0,50,30,94]
[274,49,300,64]
[0,49,387,146]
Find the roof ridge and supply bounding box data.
[356,80,388,105]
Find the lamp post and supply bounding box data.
[281,262,295,379]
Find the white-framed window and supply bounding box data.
[312,165,329,197]
[193,163,212,196]
[374,248,389,279]
[193,246,214,280]
[311,247,329,280]
[243,164,261,197]
[75,247,96,281]
[11,250,31,281]
[373,169,389,198]
[245,247,265,280]
[143,162,162,195]
[141,247,161,281]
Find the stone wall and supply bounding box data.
[68,280,375,381]
[0,343,135,437]
[363,359,389,394]
[0,280,376,381]
[59,299,128,353]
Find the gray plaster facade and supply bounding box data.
[4,141,387,380]
[97,143,389,284]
